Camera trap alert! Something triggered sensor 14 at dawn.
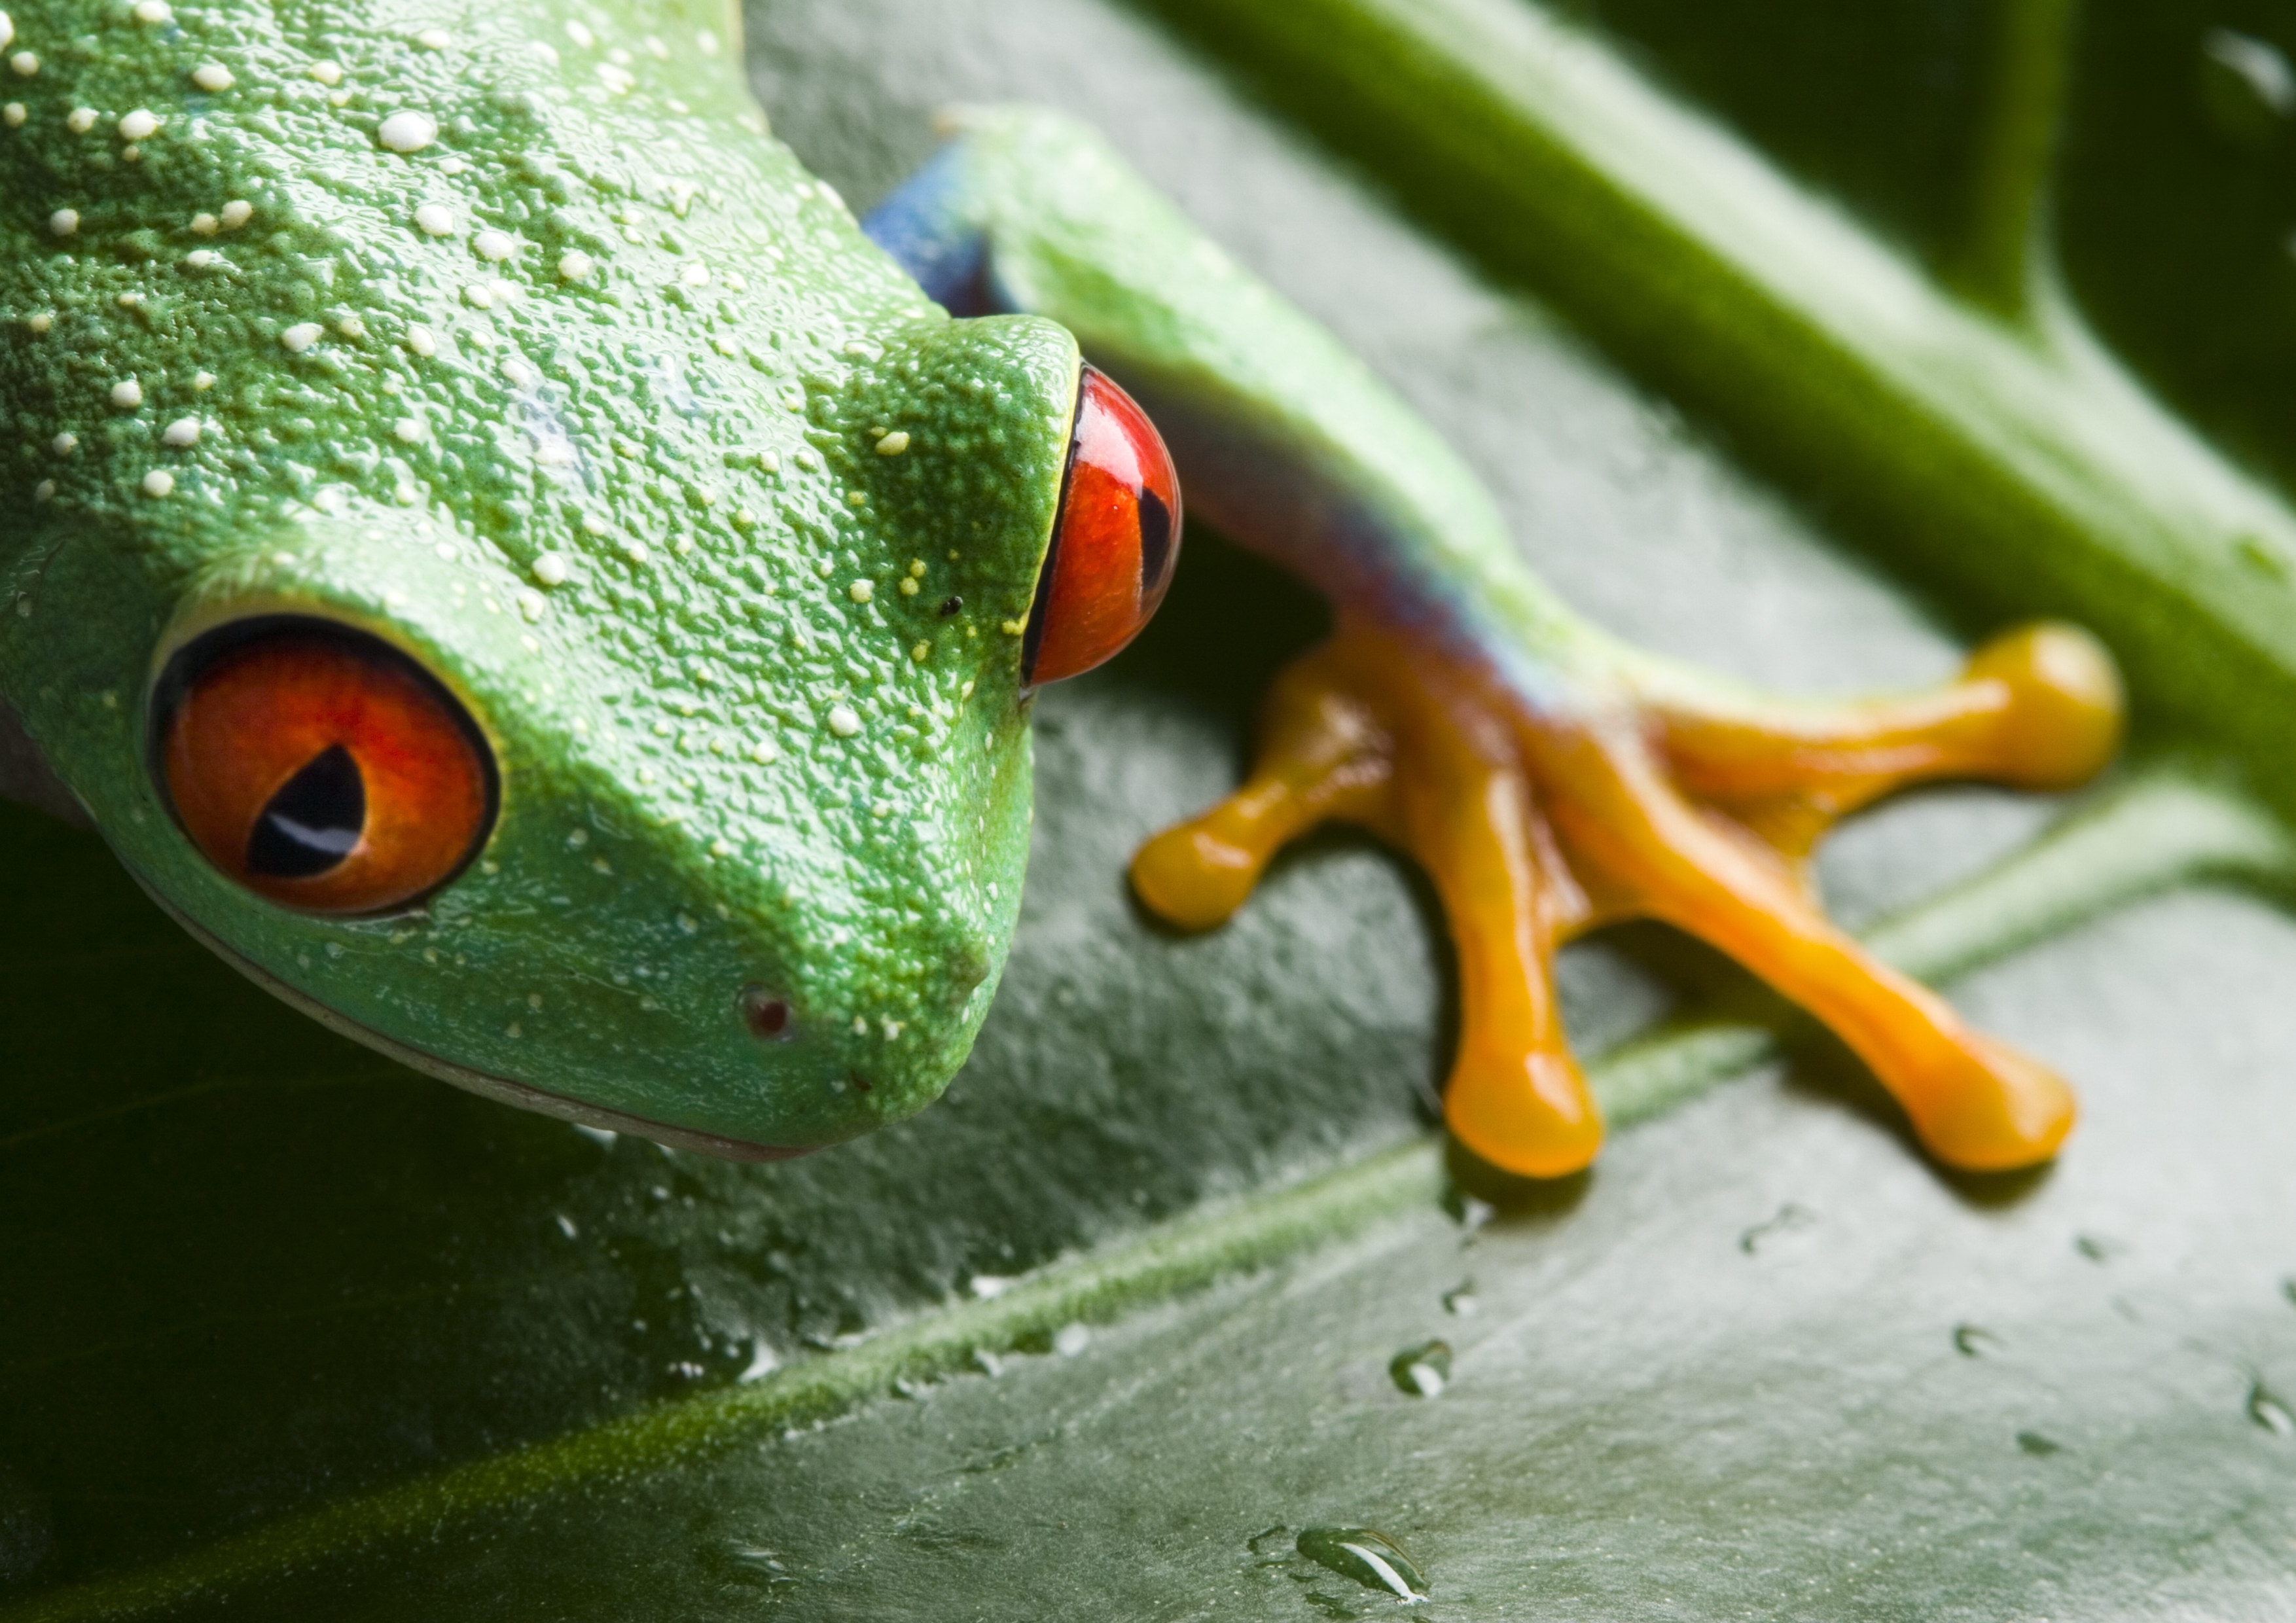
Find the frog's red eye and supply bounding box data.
[1022,365,1183,686]
[154,620,497,915]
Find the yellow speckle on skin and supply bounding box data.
[24,311,47,332]
[192,371,214,390]
[65,107,94,133]
[1001,618,1026,636]
[911,641,930,662]
[848,579,874,603]
[141,469,173,497]
[49,432,73,455]
[190,211,218,234]
[3,101,24,126]
[220,199,253,229]
[874,429,909,455]
[9,53,34,77]
[117,109,159,140]
[898,577,920,597]
[109,378,142,409]
[33,479,52,501]
[309,60,343,86]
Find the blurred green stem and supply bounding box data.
[1948,0,2083,321]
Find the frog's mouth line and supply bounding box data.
[124,864,810,1164]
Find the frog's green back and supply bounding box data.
[0,0,1081,1150]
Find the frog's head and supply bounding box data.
[5,308,1179,1156]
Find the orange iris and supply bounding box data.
[1023,365,1183,686]
[156,621,496,914]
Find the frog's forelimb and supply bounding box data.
[870,107,2126,1179]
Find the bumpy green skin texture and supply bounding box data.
[0,0,1081,1149]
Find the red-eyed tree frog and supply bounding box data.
[0,0,2123,1175]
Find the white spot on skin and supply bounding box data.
[109,378,141,409]
[132,0,170,21]
[33,478,52,501]
[827,704,861,737]
[473,228,514,261]
[48,432,71,454]
[516,589,545,622]
[596,62,633,94]
[416,27,450,49]
[192,371,213,390]
[377,111,436,153]
[413,202,454,236]
[46,208,75,236]
[393,416,425,442]
[337,315,364,339]
[3,103,23,126]
[502,357,537,389]
[183,248,217,269]
[406,325,437,357]
[280,322,323,353]
[65,107,94,133]
[876,430,909,455]
[24,311,47,332]
[219,199,252,228]
[533,552,569,586]
[463,283,492,308]
[556,250,593,281]
[7,52,31,77]
[681,260,709,287]
[161,416,199,446]
[192,63,233,92]
[749,740,778,764]
[189,211,217,234]
[141,469,173,496]
[118,109,158,141]
[0,14,10,51]
[564,20,594,48]
[696,28,719,56]
[308,60,342,86]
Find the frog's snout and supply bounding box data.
[1020,366,1182,686]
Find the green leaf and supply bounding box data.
[9,0,2296,1617]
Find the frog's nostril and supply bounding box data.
[737,982,793,1041]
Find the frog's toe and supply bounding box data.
[1131,640,1394,930]
[1894,1033,2078,1171]
[1528,723,2079,1171]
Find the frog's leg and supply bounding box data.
[869,109,2125,1178]
[1638,622,2123,868]
[1132,624,1607,1177]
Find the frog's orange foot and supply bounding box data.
[1130,619,2121,1179]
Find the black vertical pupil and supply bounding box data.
[1137,486,1173,594]
[246,744,367,878]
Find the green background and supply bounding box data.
[5,0,2296,1616]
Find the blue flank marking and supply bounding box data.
[862,144,995,316]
